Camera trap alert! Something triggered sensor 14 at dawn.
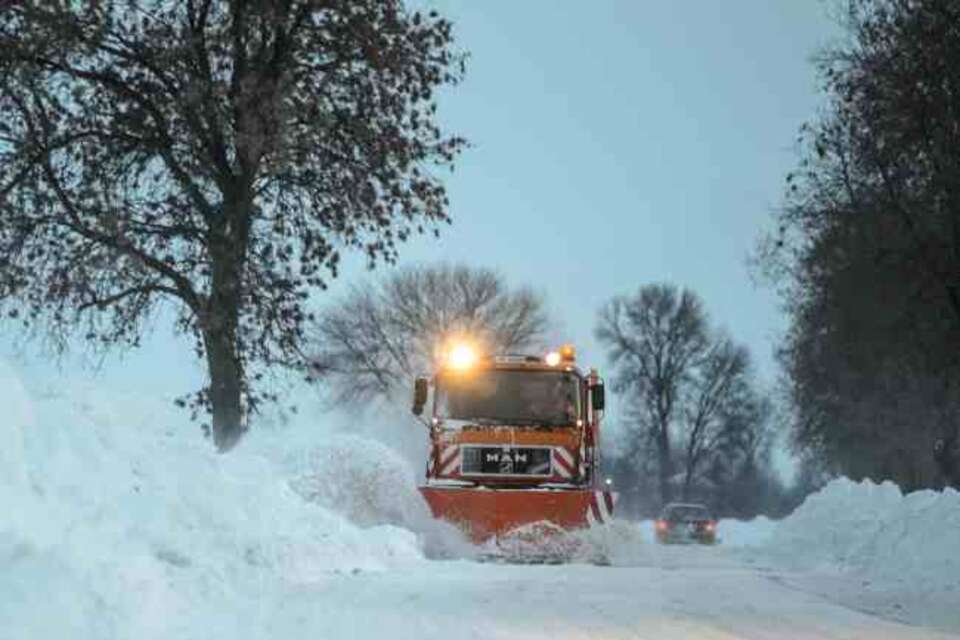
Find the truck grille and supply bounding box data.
[459,446,552,477]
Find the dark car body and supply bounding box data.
[654,503,717,544]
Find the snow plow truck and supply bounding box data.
[412,342,617,559]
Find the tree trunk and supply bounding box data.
[204,221,248,452]
[657,426,673,506]
[200,180,254,452]
[681,465,694,502]
[204,324,245,452]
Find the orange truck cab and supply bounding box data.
[412,343,617,544]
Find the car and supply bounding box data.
[654,503,717,545]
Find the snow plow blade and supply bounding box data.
[419,486,616,553]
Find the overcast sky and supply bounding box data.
[393,0,840,377]
[4,2,840,448]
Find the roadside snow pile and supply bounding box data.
[287,434,474,559]
[767,477,960,594]
[717,516,777,547]
[0,361,424,639]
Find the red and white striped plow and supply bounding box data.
[585,490,618,528]
[551,446,576,480]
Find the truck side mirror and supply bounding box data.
[591,382,605,412]
[412,377,429,416]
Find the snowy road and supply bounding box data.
[265,545,958,639]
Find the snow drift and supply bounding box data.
[0,360,426,639]
[765,477,960,595]
[716,515,777,547]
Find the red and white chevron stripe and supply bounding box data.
[437,445,461,476]
[551,446,577,480]
[585,490,618,527]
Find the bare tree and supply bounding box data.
[0,2,466,450]
[309,263,550,406]
[678,338,751,500]
[596,284,767,506]
[595,284,707,504]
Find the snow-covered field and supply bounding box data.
[2,358,958,639]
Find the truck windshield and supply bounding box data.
[436,369,580,426]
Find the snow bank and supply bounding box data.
[0,361,425,639]
[767,478,960,595]
[717,516,777,547]
[0,362,35,536]
[287,434,474,559]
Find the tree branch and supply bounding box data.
[78,283,179,311]
[22,53,219,222]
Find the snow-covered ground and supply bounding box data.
[736,477,960,633]
[0,360,430,638]
[2,358,958,639]
[766,478,960,593]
